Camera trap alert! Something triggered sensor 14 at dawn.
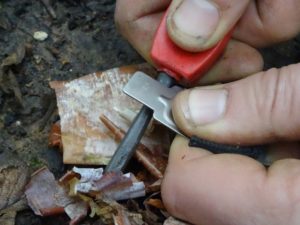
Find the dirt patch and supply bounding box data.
[0,0,142,176]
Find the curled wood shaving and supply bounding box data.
[25,167,88,225]
[61,167,146,201]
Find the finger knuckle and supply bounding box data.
[264,65,300,139]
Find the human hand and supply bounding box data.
[115,0,300,224]
[115,0,265,85]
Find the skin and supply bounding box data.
[115,0,300,224]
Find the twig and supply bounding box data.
[40,0,57,19]
[8,70,24,108]
[40,98,56,131]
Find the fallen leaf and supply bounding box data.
[0,198,28,225]
[1,46,25,68]
[0,153,29,210]
[0,152,29,225]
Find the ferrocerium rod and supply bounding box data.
[105,72,174,173]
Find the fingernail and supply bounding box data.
[182,88,228,126]
[172,0,219,39]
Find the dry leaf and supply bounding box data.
[0,154,29,210]
[0,198,28,225]
[0,153,29,225]
[1,46,25,67]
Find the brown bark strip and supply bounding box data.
[59,170,79,184]
[48,122,63,150]
[40,207,65,216]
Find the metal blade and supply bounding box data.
[123,71,185,136]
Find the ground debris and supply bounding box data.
[26,167,149,224]
[0,198,28,225]
[0,1,298,224]
[0,153,29,211]
[0,152,30,225]
[113,207,144,225]
[163,217,191,225]
[0,44,25,107]
[0,12,13,30]
[25,167,88,224]
[33,31,48,42]
[145,198,165,210]
[1,46,25,68]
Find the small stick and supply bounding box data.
[40,207,65,216]
[40,0,57,19]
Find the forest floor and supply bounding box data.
[0,1,299,224]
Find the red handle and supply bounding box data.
[151,10,232,84]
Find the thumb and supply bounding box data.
[172,63,300,145]
[166,0,251,52]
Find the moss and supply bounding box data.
[29,156,46,170]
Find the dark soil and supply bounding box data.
[0,0,299,224]
[0,0,142,175]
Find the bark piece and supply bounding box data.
[65,167,146,201]
[25,167,88,224]
[48,121,63,150]
[50,64,169,165]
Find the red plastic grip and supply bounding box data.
[151,10,232,84]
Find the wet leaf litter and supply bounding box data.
[1,0,300,225]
